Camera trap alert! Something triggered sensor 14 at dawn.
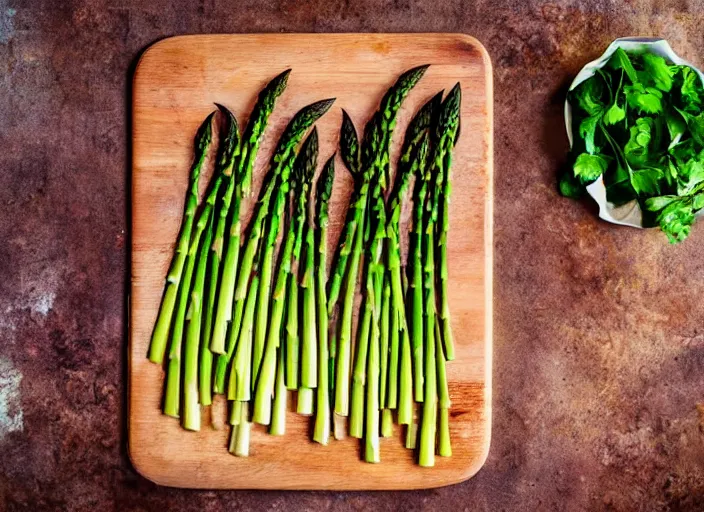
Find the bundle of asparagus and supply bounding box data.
[146,65,462,467]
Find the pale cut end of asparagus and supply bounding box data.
[228,426,238,454]
[333,413,347,440]
[381,409,394,438]
[405,421,418,450]
[297,387,315,415]
[229,401,242,426]
[438,408,452,457]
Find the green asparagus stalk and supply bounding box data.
[379,276,391,411]
[283,139,320,392]
[209,70,290,365]
[326,111,361,315]
[300,142,319,392]
[387,93,440,409]
[229,401,251,457]
[418,87,460,466]
[164,110,238,418]
[149,112,214,365]
[197,105,241,404]
[229,398,242,425]
[410,141,431,403]
[270,343,288,435]
[365,250,384,463]
[182,213,214,430]
[381,408,393,437]
[418,193,438,468]
[399,133,431,422]
[438,84,462,362]
[435,311,452,457]
[216,100,335,409]
[335,65,428,417]
[253,129,317,424]
[314,155,335,445]
[285,262,300,390]
[229,274,260,401]
[297,132,318,415]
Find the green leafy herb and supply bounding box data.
[574,153,610,181]
[564,47,704,242]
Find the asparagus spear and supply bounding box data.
[360,188,386,460]
[229,274,260,401]
[418,170,438,468]
[215,99,335,382]
[387,93,440,405]
[206,70,293,357]
[209,72,290,393]
[196,105,241,404]
[365,266,383,463]
[300,133,320,393]
[184,106,242,420]
[438,84,462,362]
[182,213,214,430]
[334,65,428,417]
[379,276,390,414]
[326,111,361,315]
[313,155,335,445]
[410,141,430,403]
[164,109,239,418]
[149,112,214,365]
[270,342,288,435]
[418,87,460,467]
[435,311,452,457]
[252,129,317,425]
[328,65,429,315]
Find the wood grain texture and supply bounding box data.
[130,33,493,490]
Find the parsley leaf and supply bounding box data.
[625,83,663,114]
[631,168,664,196]
[573,76,606,116]
[603,103,626,125]
[642,53,673,92]
[624,117,654,167]
[650,197,696,243]
[679,67,703,112]
[608,48,639,83]
[579,115,601,154]
[573,153,610,181]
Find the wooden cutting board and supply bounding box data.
[130,33,493,490]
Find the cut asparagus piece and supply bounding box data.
[149,111,214,365]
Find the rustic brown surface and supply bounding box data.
[130,33,491,490]
[2,0,704,510]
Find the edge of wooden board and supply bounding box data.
[129,32,493,490]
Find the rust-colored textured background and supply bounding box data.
[1,1,704,511]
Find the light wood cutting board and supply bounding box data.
[130,33,493,490]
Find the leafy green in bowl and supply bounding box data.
[562,43,704,243]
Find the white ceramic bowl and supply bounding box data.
[564,37,704,228]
